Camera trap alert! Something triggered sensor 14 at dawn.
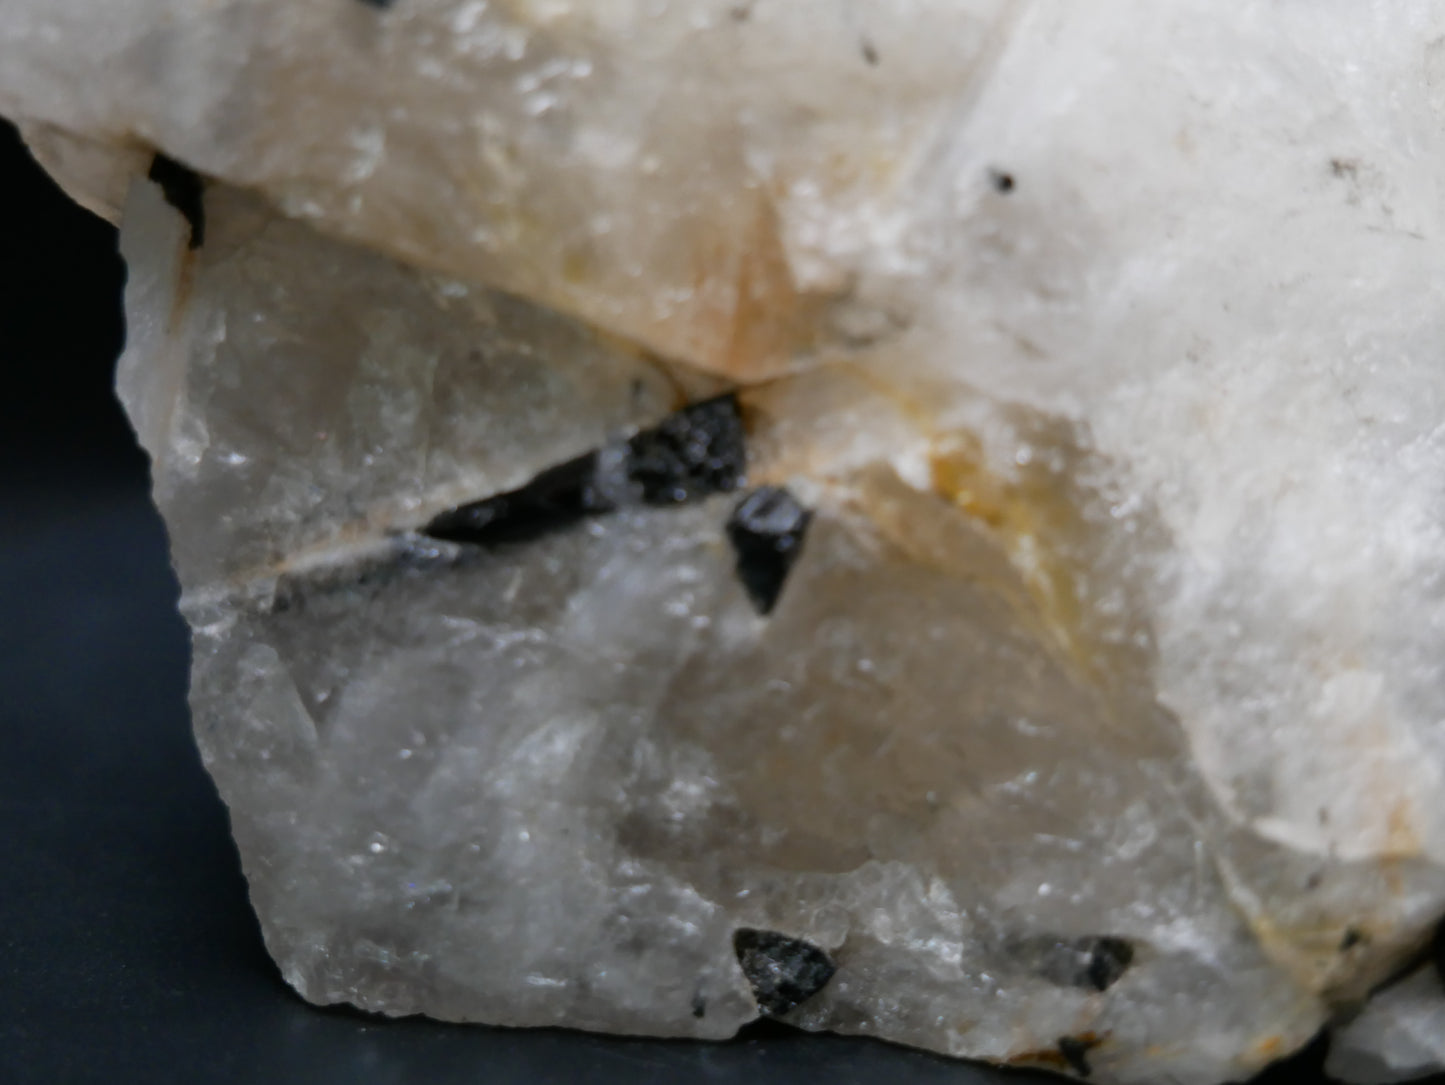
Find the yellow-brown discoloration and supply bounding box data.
[927,429,1134,700]
[170,240,200,336]
[716,192,835,383]
[929,433,1084,639]
[1252,1034,1285,1061]
[1385,800,1422,861]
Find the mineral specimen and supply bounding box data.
[7,2,1445,1083]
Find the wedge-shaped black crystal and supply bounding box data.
[424,451,610,546]
[423,395,745,547]
[726,486,811,615]
[732,928,836,1016]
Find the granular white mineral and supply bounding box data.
[6,2,1445,1082]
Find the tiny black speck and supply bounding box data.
[147,154,206,249]
[1339,927,1364,952]
[989,169,1016,194]
[691,992,707,1018]
[1057,1036,1097,1078]
[357,0,395,9]
[732,928,835,1016]
[861,40,879,65]
[726,486,812,615]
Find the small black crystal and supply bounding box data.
[1081,936,1134,992]
[1037,935,1134,992]
[1057,1036,1098,1078]
[626,394,746,505]
[726,486,811,615]
[732,928,836,1016]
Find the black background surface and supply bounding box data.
[0,118,1385,1085]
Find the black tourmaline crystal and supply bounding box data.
[725,486,812,615]
[732,928,836,1016]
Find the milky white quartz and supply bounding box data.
[8,2,1445,1082]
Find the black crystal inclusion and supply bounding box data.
[1057,1036,1099,1078]
[424,451,609,547]
[1078,936,1133,992]
[1038,935,1134,992]
[725,486,811,615]
[624,394,745,504]
[732,928,836,1017]
[423,394,745,547]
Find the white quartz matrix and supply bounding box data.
[5,2,1445,1082]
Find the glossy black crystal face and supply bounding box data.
[725,486,812,615]
[732,928,836,1017]
[423,451,612,547]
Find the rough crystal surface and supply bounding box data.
[9,3,1445,1083]
[1327,964,1445,1084]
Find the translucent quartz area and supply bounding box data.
[120,179,1324,1083]
[1327,965,1445,1084]
[7,3,1445,1082]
